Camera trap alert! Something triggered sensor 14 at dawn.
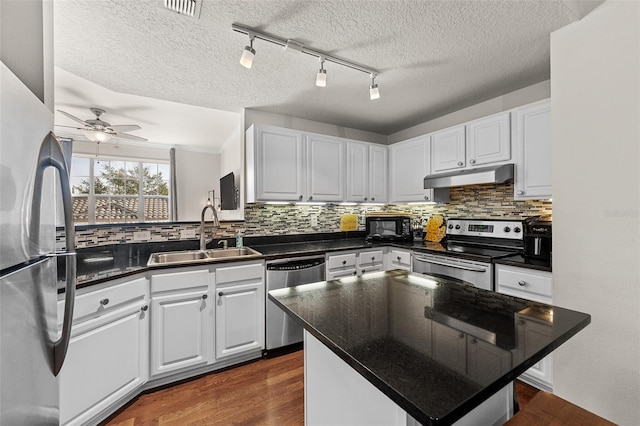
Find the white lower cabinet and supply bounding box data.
[215,262,265,359]
[59,276,149,426]
[150,268,213,377]
[496,264,553,391]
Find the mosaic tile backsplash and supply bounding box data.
[59,182,552,249]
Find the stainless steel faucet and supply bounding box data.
[200,203,219,251]
[218,240,228,250]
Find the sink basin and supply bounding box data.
[204,247,261,259]
[147,247,262,267]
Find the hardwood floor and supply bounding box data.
[105,350,539,425]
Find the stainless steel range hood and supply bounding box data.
[424,164,514,189]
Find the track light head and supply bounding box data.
[316,57,327,87]
[240,36,255,69]
[369,74,380,100]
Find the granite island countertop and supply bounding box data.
[268,270,589,425]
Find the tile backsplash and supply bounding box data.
[59,182,551,249]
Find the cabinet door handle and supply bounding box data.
[471,338,477,344]
[364,197,368,201]
[140,305,148,312]
[458,333,465,339]
[308,196,313,201]
[299,195,303,200]
[517,190,524,195]
[424,195,429,201]
[469,159,476,164]
[518,280,527,287]
[371,197,375,201]
[202,294,208,299]
[371,256,375,262]
[218,292,224,297]
[342,260,347,265]
[354,271,359,275]
[100,298,109,306]
[397,256,401,261]
[457,161,463,166]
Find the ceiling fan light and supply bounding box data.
[369,83,380,100]
[240,45,255,69]
[316,69,327,87]
[84,130,112,143]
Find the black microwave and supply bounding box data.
[365,216,412,241]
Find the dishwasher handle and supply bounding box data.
[267,257,326,271]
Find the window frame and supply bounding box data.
[71,154,172,225]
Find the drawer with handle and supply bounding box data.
[59,276,148,322]
[327,253,357,270]
[495,264,552,304]
[357,250,384,267]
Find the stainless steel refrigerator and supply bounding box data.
[0,63,76,424]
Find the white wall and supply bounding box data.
[550,1,639,424]
[388,80,550,143]
[218,125,244,221]
[174,149,221,221]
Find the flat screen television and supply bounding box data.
[220,172,237,210]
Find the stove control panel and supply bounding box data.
[447,219,523,240]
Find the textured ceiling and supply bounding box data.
[53,0,593,145]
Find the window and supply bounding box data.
[71,156,171,224]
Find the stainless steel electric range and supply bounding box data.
[412,218,524,291]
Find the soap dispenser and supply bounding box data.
[235,230,243,248]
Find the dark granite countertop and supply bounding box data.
[268,270,589,425]
[494,254,552,272]
[60,232,550,292]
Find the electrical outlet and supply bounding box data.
[180,229,196,239]
[133,231,151,241]
[310,216,318,227]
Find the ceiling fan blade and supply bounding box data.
[108,124,141,132]
[57,110,90,126]
[112,132,148,142]
[54,124,84,129]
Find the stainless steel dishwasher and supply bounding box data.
[266,256,326,351]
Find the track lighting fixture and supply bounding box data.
[240,34,255,69]
[369,74,380,100]
[232,24,380,100]
[316,57,327,87]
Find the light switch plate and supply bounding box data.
[310,216,318,227]
[133,231,151,241]
[180,229,196,239]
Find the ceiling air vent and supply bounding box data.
[163,0,202,18]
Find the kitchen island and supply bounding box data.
[268,270,590,426]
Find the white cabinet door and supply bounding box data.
[431,125,466,173]
[150,268,213,376]
[248,125,305,202]
[515,313,554,391]
[387,249,412,271]
[513,100,552,199]
[59,277,149,426]
[306,134,345,202]
[151,287,211,375]
[368,144,388,203]
[346,141,368,202]
[467,112,511,167]
[216,281,264,358]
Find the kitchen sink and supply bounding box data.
[147,247,262,267]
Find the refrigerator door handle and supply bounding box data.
[30,132,76,376]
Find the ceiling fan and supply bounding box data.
[56,107,148,143]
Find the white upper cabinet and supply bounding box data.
[431,112,512,174]
[512,100,552,200]
[389,135,449,203]
[246,125,305,202]
[431,125,466,173]
[306,134,345,202]
[467,112,511,167]
[346,141,388,203]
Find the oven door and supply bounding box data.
[412,253,493,291]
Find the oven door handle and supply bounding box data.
[413,256,488,272]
